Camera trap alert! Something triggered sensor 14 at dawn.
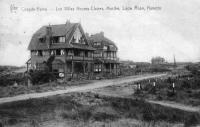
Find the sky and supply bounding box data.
[0,0,200,66]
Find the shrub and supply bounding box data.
[93,112,117,121]
[181,81,191,89]
[77,106,92,121]
[61,110,77,120]
[0,73,25,87]
[167,90,176,98]
[7,118,18,125]
[29,70,56,85]
[142,105,155,121]
[184,114,200,127]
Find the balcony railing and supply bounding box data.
[66,55,93,61]
[94,56,119,61]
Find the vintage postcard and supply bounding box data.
[0,0,200,126]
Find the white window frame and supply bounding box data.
[61,49,65,55]
[59,36,65,43]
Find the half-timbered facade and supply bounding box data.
[88,32,120,78]
[28,21,95,80]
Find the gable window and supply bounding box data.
[73,28,82,43]
[59,37,65,43]
[80,36,86,44]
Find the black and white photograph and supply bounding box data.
[0,0,200,126]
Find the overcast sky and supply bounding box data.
[0,0,200,66]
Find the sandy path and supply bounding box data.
[0,73,166,104]
[147,100,200,112]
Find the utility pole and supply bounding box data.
[173,54,177,68]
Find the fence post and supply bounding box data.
[172,82,175,94]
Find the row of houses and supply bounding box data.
[27,21,120,80]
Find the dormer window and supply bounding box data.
[103,46,108,50]
[59,37,65,43]
[94,42,101,46]
[39,38,46,43]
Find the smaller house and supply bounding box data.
[87,32,120,78]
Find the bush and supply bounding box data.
[142,105,155,121]
[167,90,176,98]
[61,110,77,120]
[184,114,200,127]
[149,67,171,73]
[78,107,92,121]
[29,70,56,85]
[93,112,117,121]
[0,73,25,87]
[181,81,191,89]
[7,118,17,125]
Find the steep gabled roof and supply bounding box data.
[28,22,95,50]
[88,32,117,47]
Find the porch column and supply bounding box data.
[83,62,86,74]
[26,63,28,72]
[114,64,116,75]
[72,61,74,74]
[110,63,111,74]
[64,61,67,80]
[101,64,103,75]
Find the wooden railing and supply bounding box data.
[66,55,93,61]
[94,57,119,61]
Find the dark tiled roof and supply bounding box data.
[88,33,117,47]
[71,43,95,50]
[28,22,94,50]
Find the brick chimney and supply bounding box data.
[66,20,70,26]
[46,25,52,48]
[100,32,104,37]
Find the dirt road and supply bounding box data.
[147,100,200,112]
[0,73,166,104]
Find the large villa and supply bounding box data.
[27,21,120,80]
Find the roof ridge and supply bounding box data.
[44,23,78,27]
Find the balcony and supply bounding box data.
[94,56,119,61]
[66,55,93,61]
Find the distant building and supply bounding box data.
[151,56,166,65]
